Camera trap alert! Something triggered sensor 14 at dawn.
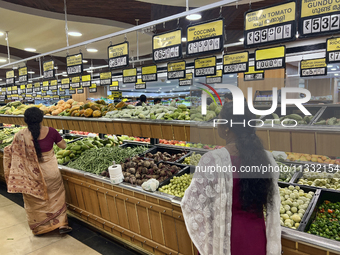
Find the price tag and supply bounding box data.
[244,66,264,81]
[42,81,49,92]
[100,72,112,86]
[81,74,91,87]
[206,70,222,84]
[49,80,58,90]
[89,83,97,93]
[66,53,83,75]
[70,76,80,88]
[11,86,18,94]
[223,51,249,74]
[41,91,47,96]
[69,87,76,94]
[61,78,70,89]
[53,95,60,100]
[254,46,286,71]
[59,87,66,95]
[77,86,84,94]
[11,94,19,100]
[26,83,33,93]
[52,90,58,96]
[1,87,7,96]
[194,56,216,77]
[142,65,157,82]
[34,82,41,92]
[300,58,327,77]
[123,68,137,83]
[179,73,193,86]
[108,42,129,69]
[135,78,146,89]
[167,61,186,80]
[35,94,42,100]
[20,84,26,93]
[43,60,55,79]
[109,81,119,91]
[6,70,15,85]
[18,67,28,83]
[153,29,182,62]
[326,37,340,63]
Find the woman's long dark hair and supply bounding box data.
[24,107,44,162]
[219,101,273,217]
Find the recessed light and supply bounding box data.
[68,32,82,37]
[86,70,93,73]
[0,32,3,36]
[24,48,36,52]
[239,38,244,42]
[0,58,6,63]
[335,73,339,76]
[328,65,333,68]
[229,75,234,77]
[13,67,18,69]
[182,37,187,42]
[87,48,98,53]
[82,60,88,63]
[186,14,201,21]
[62,74,68,77]
[331,68,337,71]
[166,81,171,83]
[54,66,58,69]
[28,71,35,74]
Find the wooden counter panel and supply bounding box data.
[130,123,142,137]
[97,193,110,221]
[148,209,165,245]
[256,130,269,150]
[139,123,152,138]
[298,243,327,255]
[116,197,130,229]
[136,205,152,239]
[173,125,186,141]
[161,214,178,251]
[74,184,86,211]
[161,125,173,140]
[269,131,291,152]
[189,126,200,143]
[121,123,133,136]
[150,124,162,139]
[199,127,214,145]
[316,133,340,157]
[291,132,316,155]
[106,122,115,135]
[175,218,193,255]
[106,195,120,225]
[126,201,140,234]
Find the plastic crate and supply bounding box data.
[143,146,190,163]
[278,182,320,231]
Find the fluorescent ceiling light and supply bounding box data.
[331,68,337,71]
[0,79,2,81]
[24,48,36,52]
[0,32,4,36]
[68,32,82,37]
[86,70,93,73]
[87,48,98,53]
[239,38,244,42]
[28,71,35,74]
[82,60,88,63]
[328,65,333,68]
[166,81,171,83]
[335,73,339,76]
[62,74,68,77]
[186,14,201,21]
[0,58,6,63]
[182,37,187,42]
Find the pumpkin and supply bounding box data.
[84,108,93,117]
[74,112,80,117]
[90,104,100,111]
[71,110,79,117]
[79,110,85,115]
[92,110,102,117]
[115,101,126,109]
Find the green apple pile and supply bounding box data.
[158,174,192,197]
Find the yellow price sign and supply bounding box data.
[43,61,54,71]
[254,46,285,71]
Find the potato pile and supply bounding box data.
[121,156,182,185]
[145,151,187,163]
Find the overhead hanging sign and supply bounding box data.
[34,82,41,92]
[11,94,19,100]
[6,70,15,85]
[43,60,55,79]
[66,53,83,75]
[81,74,91,87]
[18,67,28,83]
[69,87,76,94]
[109,80,119,91]
[53,95,60,100]
[77,86,84,94]
[194,56,217,77]
[70,76,80,88]
[89,83,97,93]
[35,94,42,100]
[187,18,224,56]
[11,85,18,94]
[20,84,26,93]
[25,94,33,100]
[108,41,129,69]
[167,61,186,80]
[326,37,340,63]
[254,46,286,71]
[112,91,122,98]
[26,83,33,93]
[42,81,49,92]
[300,58,327,77]
[100,72,112,85]
[1,87,6,96]
[153,29,182,62]
[244,66,264,81]
[223,51,249,74]
[49,80,58,90]
[142,65,157,82]
[61,78,70,89]
[206,69,223,83]
[244,1,296,47]
[135,78,146,89]
[59,87,66,95]
[179,73,193,86]
[41,90,47,96]
[300,0,340,37]
[7,86,12,95]
[123,68,137,83]
[51,90,58,96]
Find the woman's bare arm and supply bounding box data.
[56,139,67,149]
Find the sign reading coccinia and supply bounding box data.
[43,60,54,79]
[108,42,129,69]
[153,29,182,62]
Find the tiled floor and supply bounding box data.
[0,194,101,255]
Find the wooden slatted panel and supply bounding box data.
[291,132,316,155]
[74,184,86,211]
[175,218,193,255]
[77,120,86,131]
[256,130,269,150]
[282,246,309,255]
[136,204,152,239]
[189,126,200,143]
[316,133,340,158]
[82,186,94,214]
[298,243,327,255]
[148,209,165,245]
[130,123,142,137]
[106,122,115,135]
[97,121,109,134]
[213,127,225,146]
[61,119,69,130]
[113,122,124,135]
[269,131,291,152]
[72,120,80,131]
[121,122,133,136]
[66,120,74,131]
[106,194,120,225]
[66,181,79,207]
[89,189,101,217]
[150,124,162,139]
[161,124,173,140]
[173,125,186,141]
[126,201,140,233]
[115,197,129,229]
[139,123,152,138]
[161,214,178,251]
[199,127,214,145]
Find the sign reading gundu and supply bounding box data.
[135,78,146,89]
[223,51,249,74]
[109,81,119,91]
[66,53,83,75]
[18,67,28,83]
[81,75,91,87]
[26,83,33,93]
[300,0,340,37]
[244,1,296,47]
[61,78,70,89]
[167,61,186,80]
[255,46,286,71]
[108,42,129,69]
[100,72,111,86]
[142,65,157,82]
[244,66,264,81]
[6,70,14,85]
[187,18,224,56]
[34,82,41,92]
[123,68,137,83]
[326,37,340,63]
[194,56,216,77]
[43,60,54,79]
[179,73,193,86]
[153,29,182,62]
[89,83,97,93]
[206,69,222,84]
[71,76,81,88]
[49,80,58,90]
[300,58,327,77]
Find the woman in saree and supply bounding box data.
[4,107,72,235]
[181,102,281,255]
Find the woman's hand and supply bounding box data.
[56,139,67,149]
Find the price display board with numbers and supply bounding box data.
[43,60,54,79]
[223,51,249,74]
[49,80,58,90]
[34,82,41,92]
[77,86,84,94]
[135,78,146,89]
[70,76,80,88]
[20,84,26,93]
[123,68,137,83]
[26,83,33,93]
[109,81,119,91]
[254,46,286,71]
[167,61,186,80]
[59,87,66,95]
[142,65,157,82]
[326,37,340,63]
[89,83,97,93]
[187,18,224,56]
[108,42,129,69]
[66,53,83,75]
[41,91,47,96]
[69,87,76,94]
[18,67,28,83]
[7,87,12,95]
[11,86,18,94]
[244,1,296,48]
[42,81,49,92]
[179,73,193,86]
[0,95,5,101]
[244,66,264,81]
[25,94,33,100]
[53,95,60,100]
[100,72,112,86]
[44,95,51,100]
[153,29,182,62]
[82,75,91,87]
[1,87,6,96]
[112,91,122,98]
[11,94,19,100]
[300,1,340,37]
[300,58,327,77]
[6,70,15,85]
[194,56,217,77]
[52,90,58,96]
[35,94,42,100]
[206,70,223,84]
[61,78,70,89]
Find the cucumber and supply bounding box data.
[272,113,280,120]
[286,114,302,121]
[314,120,326,125]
